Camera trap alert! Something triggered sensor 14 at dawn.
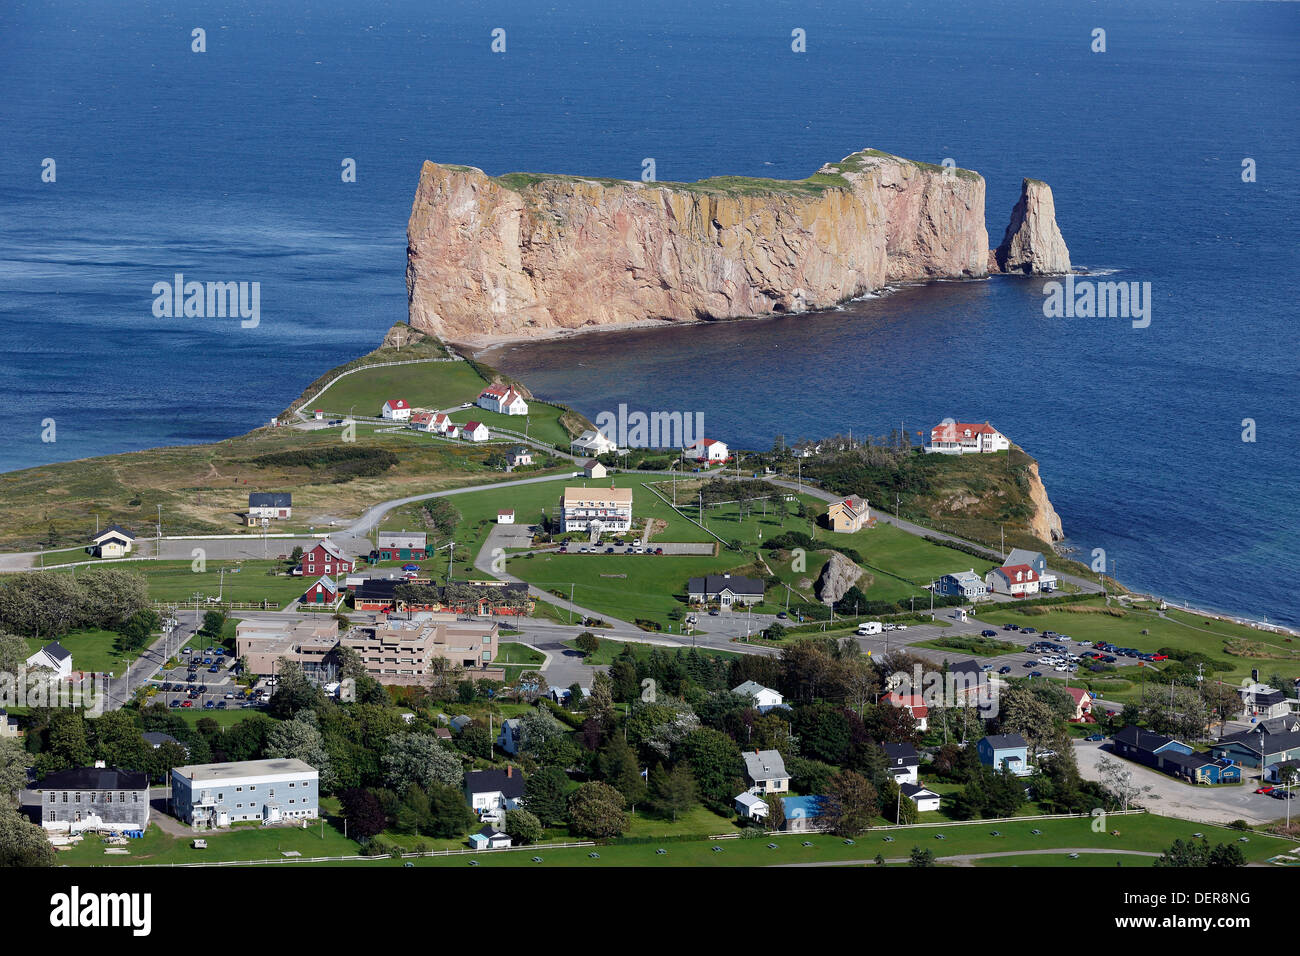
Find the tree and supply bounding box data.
[503,808,544,845]
[426,783,477,838]
[675,727,744,813]
[567,781,629,838]
[0,738,29,806]
[908,846,935,867]
[1096,754,1157,811]
[0,806,54,867]
[880,778,917,825]
[456,722,493,760]
[200,610,227,639]
[382,733,465,794]
[115,609,160,652]
[267,658,325,719]
[646,762,697,821]
[266,714,334,792]
[824,769,878,837]
[524,766,570,827]
[598,735,646,808]
[575,632,600,657]
[339,787,387,841]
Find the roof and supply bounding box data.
[1113,725,1178,753]
[900,783,938,800]
[981,733,1028,751]
[308,574,337,592]
[1160,751,1216,773]
[355,578,399,600]
[732,680,779,700]
[1064,687,1091,704]
[37,641,72,663]
[172,758,319,782]
[38,766,149,790]
[1005,548,1044,568]
[881,742,919,765]
[311,538,350,561]
[693,438,726,448]
[464,421,485,430]
[781,795,825,818]
[943,570,984,585]
[883,692,930,718]
[93,524,135,542]
[948,659,984,677]
[476,824,508,838]
[583,459,603,469]
[742,749,788,781]
[498,509,515,516]
[688,573,764,596]
[378,532,427,549]
[735,792,768,810]
[142,731,181,748]
[384,398,410,409]
[465,768,525,800]
[931,421,1001,438]
[248,492,292,508]
[563,486,633,505]
[993,564,1038,582]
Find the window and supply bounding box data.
[48,793,54,803]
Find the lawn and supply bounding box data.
[55,816,359,866]
[564,637,741,667]
[55,559,309,609]
[496,641,546,682]
[25,628,137,675]
[367,813,1296,868]
[975,599,1300,693]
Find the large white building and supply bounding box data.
[381,398,411,421]
[477,384,529,416]
[690,438,729,462]
[985,564,1040,597]
[561,486,633,534]
[570,429,617,457]
[26,641,72,679]
[171,758,320,829]
[925,421,1010,454]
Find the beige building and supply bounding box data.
[561,486,633,534]
[340,617,503,685]
[235,619,340,677]
[826,495,870,533]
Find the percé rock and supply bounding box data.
[992,178,1071,275]
[814,550,866,605]
[1025,458,1065,543]
[406,150,990,344]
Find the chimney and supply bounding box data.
[506,765,513,778]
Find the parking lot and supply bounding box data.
[149,644,265,712]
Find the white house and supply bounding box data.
[409,410,439,432]
[171,758,319,828]
[690,438,729,462]
[583,459,607,479]
[90,525,135,558]
[461,421,491,442]
[507,446,534,468]
[26,641,72,679]
[742,750,790,795]
[986,564,1040,597]
[570,430,617,457]
[732,680,784,712]
[469,824,513,849]
[497,509,516,525]
[381,399,411,421]
[496,718,522,755]
[925,421,1010,455]
[464,767,525,824]
[881,743,920,786]
[247,492,292,521]
[477,384,529,416]
[734,792,769,821]
[1004,548,1057,591]
[900,783,941,813]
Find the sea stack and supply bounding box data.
[992,178,1072,275]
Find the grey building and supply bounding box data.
[171,758,319,829]
[935,570,988,600]
[687,573,765,607]
[36,766,150,835]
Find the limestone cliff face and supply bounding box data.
[406,150,989,343]
[1025,458,1065,543]
[993,178,1071,275]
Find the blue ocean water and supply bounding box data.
[1,0,1297,623]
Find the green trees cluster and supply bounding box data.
[0,568,151,638]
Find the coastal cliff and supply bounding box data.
[992,178,1072,275]
[406,150,989,344]
[1025,457,1065,543]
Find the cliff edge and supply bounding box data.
[406,150,990,344]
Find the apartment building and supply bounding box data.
[560,486,633,534]
[339,617,503,685]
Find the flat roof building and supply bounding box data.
[171,758,319,829]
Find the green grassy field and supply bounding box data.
[564,637,741,667]
[24,628,136,675]
[496,641,546,682]
[46,559,307,609]
[55,817,358,866]
[975,599,1300,693]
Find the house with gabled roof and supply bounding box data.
[734,791,768,821]
[461,421,491,442]
[986,564,1039,597]
[978,733,1031,775]
[689,438,729,462]
[376,532,427,561]
[301,575,339,606]
[826,495,870,533]
[900,783,941,813]
[570,430,617,457]
[732,680,784,712]
[465,766,526,824]
[468,824,513,849]
[935,570,988,600]
[477,384,529,416]
[883,692,930,732]
[1004,548,1057,590]
[881,742,920,785]
[583,459,607,479]
[687,573,764,607]
[381,398,411,421]
[247,492,292,520]
[90,524,135,558]
[35,766,150,835]
[926,420,1010,455]
[742,749,789,795]
[302,539,352,577]
[26,642,72,679]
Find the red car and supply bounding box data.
[1151,654,1168,661]
[1256,786,1275,794]
[181,700,194,708]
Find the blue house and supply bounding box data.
[1210,729,1300,770]
[1113,725,1241,784]
[781,795,826,832]
[977,733,1031,776]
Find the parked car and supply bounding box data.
[170,699,181,708]
[654,547,664,555]
[204,700,215,709]
[402,564,420,572]
[1029,671,1043,678]
[181,700,193,708]
[1085,734,1105,741]
[1255,786,1275,794]
[225,692,235,699]
[998,666,1012,674]
[981,629,998,637]
[216,701,227,710]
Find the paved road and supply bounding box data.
[1072,739,1289,825]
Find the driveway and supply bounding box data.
[1073,739,1288,825]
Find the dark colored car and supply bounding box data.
[204,700,215,709]
[170,699,182,708]
[1085,733,1105,741]
[997,666,1012,674]
[981,629,997,637]
[216,701,227,710]
[208,665,219,673]
[1029,671,1043,678]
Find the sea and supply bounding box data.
[0,0,1297,624]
